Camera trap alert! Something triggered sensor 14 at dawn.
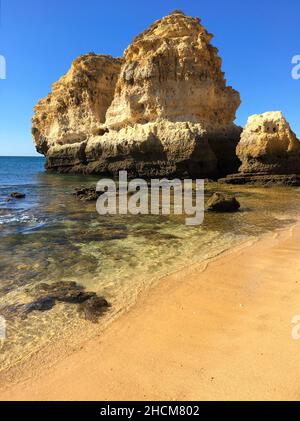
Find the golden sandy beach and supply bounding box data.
[1,223,300,401]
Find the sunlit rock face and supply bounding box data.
[32,11,241,177]
[32,54,123,171]
[105,10,241,176]
[237,112,300,174]
[106,10,240,130]
[219,112,300,185]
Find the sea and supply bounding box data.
[0,156,300,370]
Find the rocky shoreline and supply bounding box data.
[219,173,300,186]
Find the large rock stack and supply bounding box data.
[32,11,241,178]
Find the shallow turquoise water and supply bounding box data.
[1,156,300,369]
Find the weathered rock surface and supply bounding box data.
[85,121,217,177]
[206,192,240,212]
[32,11,241,177]
[219,112,300,185]
[237,112,300,174]
[104,10,241,175]
[32,54,123,170]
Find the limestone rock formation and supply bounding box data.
[104,10,241,176]
[220,112,300,185]
[106,11,240,130]
[84,121,217,177]
[32,11,241,177]
[32,54,123,170]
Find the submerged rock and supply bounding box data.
[0,303,27,321]
[27,281,96,303]
[73,187,101,201]
[32,11,241,177]
[206,192,240,212]
[78,296,110,323]
[0,297,56,320]
[10,192,26,199]
[24,297,56,314]
[23,281,111,323]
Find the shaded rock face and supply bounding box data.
[220,112,300,185]
[32,11,241,177]
[237,112,300,175]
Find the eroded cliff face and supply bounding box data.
[106,11,240,131]
[219,112,300,185]
[32,54,123,170]
[85,121,217,177]
[32,11,241,177]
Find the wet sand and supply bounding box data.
[1,223,300,400]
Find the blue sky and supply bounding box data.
[0,0,299,156]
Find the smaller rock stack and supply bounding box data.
[220,112,300,186]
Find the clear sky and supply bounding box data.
[0,0,299,156]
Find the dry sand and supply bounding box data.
[1,223,300,401]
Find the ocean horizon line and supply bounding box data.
[0,155,43,158]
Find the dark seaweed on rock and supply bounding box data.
[78,296,110,323]
[0,281,111,323]
[73,186,104,201]
[27,281,97,303]
[0,297,56,321]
